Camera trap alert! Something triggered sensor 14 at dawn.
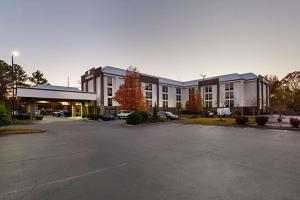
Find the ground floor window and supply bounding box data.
[163,101,168,108]
[225,91,234,107]
[147,100,152,107]
[108,98,113,106]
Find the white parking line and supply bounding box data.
[0,162,128,198]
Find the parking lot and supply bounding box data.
[1,119,300,200]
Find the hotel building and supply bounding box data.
[81,66,270,115]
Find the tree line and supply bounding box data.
[265,71,300,114]
[0,59,49,101]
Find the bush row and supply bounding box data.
[235,116,300,128]
[126,111,166,125]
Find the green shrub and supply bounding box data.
[137,111,150,123]
[235,116,249,125]
[35,115,44,120]
[17,113,31,120]
[126,112,142,125]
[289,118,300,128]
[0,102,12,126]
[255,116,268,126]
[87,114,99,120]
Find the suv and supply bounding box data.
[116,110,132,119]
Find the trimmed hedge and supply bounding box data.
[289,118,300,128]
[137,111,150,123]
[17,113,31,120]
[127,112,142,125]
[255,116,268,126]
[0,102,11,126]
[235,116,249,125]
[35,115,44,120]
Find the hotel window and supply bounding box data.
[146,91,152,99]
[189,88,195,95]
[163,93,168,100]
[163,101,168,108]
[108,98,113,106]
[107,77,112,86]
[147,100,152,107]
[225,82,234,107]
[107,88,112,96]
[204,85,213,107]
[162,86,168,93]
[225,82,234,91]
[162,85,168,108]
[145,83,153,107]
[145,83,152,91]
[176,88,182,108]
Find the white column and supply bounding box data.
[240,80,245,107]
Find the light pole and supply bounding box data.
[199,74,206,117]
[11,51,19,116]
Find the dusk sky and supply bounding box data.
[1,0,299,87]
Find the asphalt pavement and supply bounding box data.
[0,119,300,200]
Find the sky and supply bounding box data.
[0,0,299,87]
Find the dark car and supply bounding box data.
[99,114,115,121]
[157,111,179,120]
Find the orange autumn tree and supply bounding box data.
[186,89,203,114]
[113,66,147,112]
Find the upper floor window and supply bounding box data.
[145,91,152,99]
[205,85,212,93]
[162,86,168,93]
[107,77,112,86]
[225,82,234,91]
[163,93,168,100]
[176,88,181,95]
[145,83,152,91]
[189,88,195,95]
[204,85,213,107]
[107,88,112,96]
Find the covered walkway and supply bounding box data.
[16,85,97,118]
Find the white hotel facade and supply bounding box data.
[81,66,270,115]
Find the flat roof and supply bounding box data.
[101,66,262,86]
[17,87,96,101]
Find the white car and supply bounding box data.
[116,110,132,119]
[217,108,231,116]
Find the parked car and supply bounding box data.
[99,114,115,121]
[157,111,179,120]
[117,110,132,119]
[217,108,231,117]
[53,110,64,117]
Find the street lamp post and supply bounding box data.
[199,74,206,117]
[11,51,19,116]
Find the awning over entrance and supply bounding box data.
[16,85,97,118]
[16,86,96,101]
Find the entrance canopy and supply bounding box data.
[17,85,96,101]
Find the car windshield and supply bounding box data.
[165,112,173,115]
